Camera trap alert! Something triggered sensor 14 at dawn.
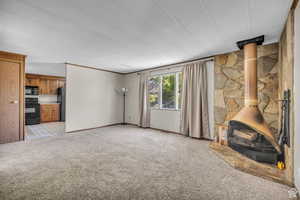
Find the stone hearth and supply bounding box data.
[209,142,292,186]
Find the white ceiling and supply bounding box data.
[0,0,293,73]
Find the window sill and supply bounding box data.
[151,108,181,111]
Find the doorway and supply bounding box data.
[24,63,66,140]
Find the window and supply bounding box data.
[178,72,183,109]
[149,72,182,110]
[149,77,160,109]
[162,74,176,109]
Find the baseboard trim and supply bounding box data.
[148,127,181,135]
[66,123,123,133]
[123,123,181,134]
[66,123,212,142]
[125,123,139,127]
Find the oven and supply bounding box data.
[25,86,39,95]
[25,97,40,125]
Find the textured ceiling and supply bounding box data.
[0,0,293,73]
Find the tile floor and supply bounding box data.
[25,122,65,140]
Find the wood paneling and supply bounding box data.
[40,104,60,122]
[0,51,25,143]
[278,8,295,186]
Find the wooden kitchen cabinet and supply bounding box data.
[58,80,65,88]
[39,78,50,95]
[48,79,59,95]
[26,74,65,95]
[40,104,60,122]
[26,77,40,86]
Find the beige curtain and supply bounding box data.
[180,62,210,139]
[139,72,150,127]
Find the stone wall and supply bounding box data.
[214,43,279,138]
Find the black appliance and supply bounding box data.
[57,87,65,122]
[25,86,39,95]
[25,97,40,125]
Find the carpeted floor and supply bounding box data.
[0,125,291,200]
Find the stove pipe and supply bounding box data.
[230,35,281,153]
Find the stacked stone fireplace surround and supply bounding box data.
[214,43,279,139]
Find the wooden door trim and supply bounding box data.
[0,51,26,61]
[0,56,25,141]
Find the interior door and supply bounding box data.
[0,61,20,143]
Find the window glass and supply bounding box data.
[149,76,160,108]
[148,72,182,110]
[178,72,183,109]
[162,74,176,109]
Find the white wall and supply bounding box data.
[26,63,66,77]
[66,61,214,134]
[123,73,140,125]
[294,2,300,190]
[65,64,123,132]
[150,110,181,132]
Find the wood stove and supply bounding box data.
[227,35,281,164]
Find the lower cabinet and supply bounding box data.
[40,104,60,122]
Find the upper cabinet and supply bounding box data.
[26,74,65,95]
[25,77,40,87]
[39,78,50,95]
[58,80,65,88]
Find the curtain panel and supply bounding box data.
[139,72,151,127]
[180,62,210,139]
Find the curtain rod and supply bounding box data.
[131,56,214,75]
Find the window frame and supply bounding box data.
[149,71,182,111]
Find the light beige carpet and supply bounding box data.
[0,125,291,200]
